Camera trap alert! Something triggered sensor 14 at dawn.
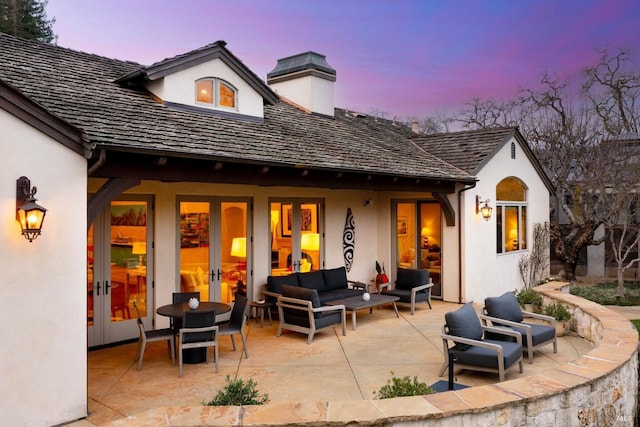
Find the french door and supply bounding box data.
[394,200,443,298]
[269,199,323,275]
[88,197,153,347]
[178,197,251,303]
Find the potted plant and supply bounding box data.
[515,288,543,312]
[543,301,572,336]
[375,261,389,291]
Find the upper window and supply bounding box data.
[496,177,527,253]
[196,78,237,109]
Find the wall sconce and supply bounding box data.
[16,176,47,242]
[475,195,492,221]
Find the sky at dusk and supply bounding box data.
[46,0,640,119]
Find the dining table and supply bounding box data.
[156,301,231,364]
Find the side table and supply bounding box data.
[248,300,275,327]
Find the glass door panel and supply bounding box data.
[396,203,417,269]
[88,199,152,347]
[219,201,248,303]
[270,199,322,275]
[178,198,249,304]
[419,202,442,298]
[179,202,210,302]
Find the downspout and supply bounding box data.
[88,148,106,176]
[457,182,477,304]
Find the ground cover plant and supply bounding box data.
[569,281,640,306]
[203,375,269,406]
[373,372,434,399]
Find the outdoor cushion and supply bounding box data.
[511,323,556,347]
[485,292,523,323]
[395,268,429,291]
[298,270,326,292]
[382,288,430,303]
[451,338,522,369]
[281,284,323,319]
[318,288,363,304]
[445,303,483,350]
[267,273,299,294]
[322,267,348,291]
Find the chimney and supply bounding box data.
[267,51,336,118]
[411,119,419,133]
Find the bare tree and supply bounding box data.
[407,111,455,134]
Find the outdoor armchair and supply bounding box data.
[132,300,175,370]
[439,303,524,382]
[276,284,346,344]
[481,291,557,364]
[379,268,433,314]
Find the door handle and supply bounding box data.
[95,282,101,296]
[104,280,110,295]
[217,269,222,280]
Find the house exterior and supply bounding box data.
[0,33,551,425]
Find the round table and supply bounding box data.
[156,301,231,318]
[156,301,231,364]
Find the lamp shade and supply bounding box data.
[132,242,146,255]
[230,237,246,258]
[300,233,320,251]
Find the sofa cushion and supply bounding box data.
[485,292,523,323]
[281,284,322,319]
[298,270,326,292]
[322,267,348,291]
[267,274,299,294]
[318,288,363,304]
[395,268,429,291]
[445,303,483,350]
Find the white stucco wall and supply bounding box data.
[269,74,335,117]
[462,138,550,303]
[0,109,87,425]
[146,58,265,118]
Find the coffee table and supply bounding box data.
[326,294,399,330]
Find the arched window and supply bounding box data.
[195,78,237,110]
[496,177,527,253]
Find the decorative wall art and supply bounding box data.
[342,207,355,272]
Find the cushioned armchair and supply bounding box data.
[481,291,557,364]
[276,284,346,344]
[439,303,524,382]
[380,268,433,314]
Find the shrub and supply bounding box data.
[373,371,434,399]
[515,288,543,307]
[543,301,572,322]
[203,375,270,406]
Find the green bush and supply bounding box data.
[515,288,542,307]
[543,301,572,322]
[373,372,434,399]
[203,375,270,406]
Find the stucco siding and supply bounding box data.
[1,108,87,425]
[463,137,550,303]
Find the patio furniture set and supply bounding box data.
[134,267,556,383]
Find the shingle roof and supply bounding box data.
[0,33,472,182]
[411,127,517,175]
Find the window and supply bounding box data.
[511,142,516,159]
[496,177,527,253]
[196,78,237,109]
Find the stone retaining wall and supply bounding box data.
[110,282,638,426]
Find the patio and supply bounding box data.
[74,300,595,426]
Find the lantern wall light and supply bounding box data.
[16,176,47,242]
[475,195,492,221]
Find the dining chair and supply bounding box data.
[171,292,200,331]
[218,293,249,358]
[178,308,218,377]
[132,300,175,370]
